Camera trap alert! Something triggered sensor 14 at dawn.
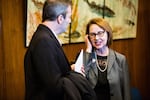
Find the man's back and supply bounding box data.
[24,24,71,100]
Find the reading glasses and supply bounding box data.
[89,30,106,38]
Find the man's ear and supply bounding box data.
[57,15,64,24]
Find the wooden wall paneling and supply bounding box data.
[1,0,25,99]
[134,0,150,99]
[63,43,86,63]
[145,2,150,99]
[0,0,5,99]
[0,13,5,100]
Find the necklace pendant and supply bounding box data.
[94,52,108,72]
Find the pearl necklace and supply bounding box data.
[94,52,108,72]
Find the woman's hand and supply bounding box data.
[85,35,92,53]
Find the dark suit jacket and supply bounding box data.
[83,49,131,100]
[24,24,71,100]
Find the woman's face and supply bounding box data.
[88,24,108,49]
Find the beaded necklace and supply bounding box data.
[94,52,108,72]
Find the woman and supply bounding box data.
[83,18,131,100]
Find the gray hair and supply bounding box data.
[42,0,72,22]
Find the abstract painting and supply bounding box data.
[26,0,138,47]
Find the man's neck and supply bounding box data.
[42,21,59,35]
[42,21,62,45]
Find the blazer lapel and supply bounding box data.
[107,49,116,73]
[91,53,98,78]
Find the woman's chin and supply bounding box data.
[95,45,102,49]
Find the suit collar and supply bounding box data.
[39,24,62,46]
[107,49,116,73]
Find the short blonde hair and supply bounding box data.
[86,18,113,46]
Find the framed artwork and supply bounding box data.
[26,0,138,47]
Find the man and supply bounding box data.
[24,0,72,99]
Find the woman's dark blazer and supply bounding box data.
[84,49,131,100]
[24,24,71,100]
